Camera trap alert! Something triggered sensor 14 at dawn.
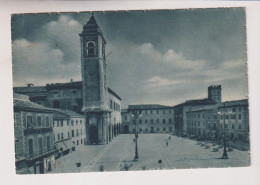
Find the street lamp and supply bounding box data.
[131,111,142,161]
[218,103,229,159]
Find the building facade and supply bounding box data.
[186,99,249,143]
[14,93,56,174]
[121,105,175,134]
[218,99,249,142]
[187,105,219,139]
[173,85,221,135]
[52,109,87,157]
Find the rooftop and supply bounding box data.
[13,93,53,112]
[128,104,172,110]
[173,98,217,108]
[50,108,85,118]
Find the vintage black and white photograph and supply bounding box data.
[11,8,250,174]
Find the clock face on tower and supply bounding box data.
[86,72,97,87]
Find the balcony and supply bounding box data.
[25,148,57,161]
[24,126,53,135]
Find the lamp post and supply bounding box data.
[218,103,228,159]
[131,111,142,161]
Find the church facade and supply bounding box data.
[14,15,122,145]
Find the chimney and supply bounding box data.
[27,83,33,87]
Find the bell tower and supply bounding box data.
[80,15,108,112]
[80,15,109,145]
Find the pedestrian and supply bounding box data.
[168,136,171,140]
[166,140,168,147]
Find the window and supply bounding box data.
[77,140,79,146]
[38,137,43,154]
[169,127,172,131]
[68,132,70,138]
[150,110,153,114]
[157,110,159,114]
[145,128,148,131]
[67,121,69,126]
[150,119,153,124]
[139,120,142,124]
[145,119,148,124]
[239,114,241,120]
[225,115,229,119]
[239,125,241,129]
[81,128,83,135]
[61,133,64,140]
[81,139,83,144]
[57,134,60,141]
[110,100,113,109]
[46,116,49,127]
[72,130,74,137]
[239,107,241,112]
[124,116,127,121]
[61,120,63,127]
[53,100,60,108]
[232,108,236,112]
[139,128,142,132]
[76,120,78,125]
[169,119,171,124]
[72,90,77,94]
[232,124,234,129]
[80,120,82,125]
[26,115,33,128]
[37,116,42,126]
[163,128,166,131]
[157,128,160,131]
[71,120,74,126]
[28,139,34,157]
[163,119,166,124]
[156,119,159,124]
[76,129,79,137]
[57,121,60,127]
[87,42,95,57]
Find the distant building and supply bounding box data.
[187,104,220,138]
[186,99,249,143]
[173,85,221,135]
[51,108,87,157]
[13,15,122,145]
[13,93,56,174]
[218,99,249,142]
[121,104,174,134]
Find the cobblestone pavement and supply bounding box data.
[49,134,250,173]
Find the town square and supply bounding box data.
[11,9,250,174]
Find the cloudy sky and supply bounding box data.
[12,8,248,108]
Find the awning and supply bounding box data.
[55,140,73,152]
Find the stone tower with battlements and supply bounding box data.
[208,85,222,103]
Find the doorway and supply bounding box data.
[89,125,98,144]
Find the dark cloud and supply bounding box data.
[11,8,248,108]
